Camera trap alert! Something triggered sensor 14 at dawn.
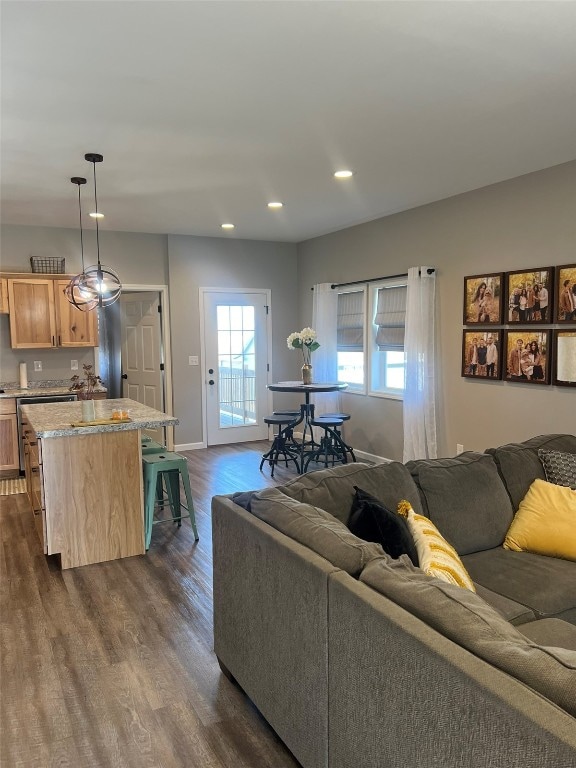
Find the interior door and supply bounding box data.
[120,291,164,441]
[202,290,270,445]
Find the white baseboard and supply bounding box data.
[175,442,206,451]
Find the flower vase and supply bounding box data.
[301,363,313,385]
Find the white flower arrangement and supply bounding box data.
[287,327,321,365]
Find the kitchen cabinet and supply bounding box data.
[0,278,8,314]
[0,398,19,473]
[6,277,98,349]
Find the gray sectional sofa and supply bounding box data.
[211,434,576,768]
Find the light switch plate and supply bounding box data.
[189,355,199,366]
[71,360,79,370]
[34,360,42,371]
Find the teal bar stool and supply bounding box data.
[142,451,199,550]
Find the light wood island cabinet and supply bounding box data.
[21,398,178,569]
[0,398,19,473]
[4,275,98,349]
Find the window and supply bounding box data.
[336,278,407,398]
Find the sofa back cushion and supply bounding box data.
[277,461,422,524]
[250,487,385,576]
[360,556,576,717]
[486,434,576,511]
[406,453,513,555]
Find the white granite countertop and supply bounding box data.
[0,386,82,399]
[21,398,178,438]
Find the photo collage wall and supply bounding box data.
[462,264,576,387]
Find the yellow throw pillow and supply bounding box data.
[397,500,476,592]
[503,478,576,561]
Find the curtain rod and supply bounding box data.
[310,268,435,290]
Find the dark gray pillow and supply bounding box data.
[538,449,576,490]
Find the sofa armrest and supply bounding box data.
[212,495,339,768]
[328,572,576,768]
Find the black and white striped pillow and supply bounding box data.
[538,448,576,490]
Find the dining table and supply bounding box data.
[267,381,348,472]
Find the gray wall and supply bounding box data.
[297,161,576,460]
[0,225,168,383]
[168,235,299,446]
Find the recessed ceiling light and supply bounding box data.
[334,170,353,178]
[89,212,104,218]
[268,201,283,209]
[221,223,235,230]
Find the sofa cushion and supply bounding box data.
[503,479,576,561]
[347,487,419,565]
[518,619,576,652]
[474,584,535,626]
[277,461,423,525]
[250,487,384,577]
[398,502,475,591]
[406,453,513,555]
[462,547,576,618]
[360,556,576,717]
[538,448,576,490]
[486,434,576,511]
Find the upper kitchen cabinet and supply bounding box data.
[0,279,8,314]
[6,277,98,349]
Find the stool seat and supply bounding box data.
[260,415,300,476]
[321,412,351,421]
[142,452,199,549]
[141,438,166,455]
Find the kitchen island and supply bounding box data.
[21,398,178,569]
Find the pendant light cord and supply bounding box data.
[77,183,85,271]
[91,160,101,269]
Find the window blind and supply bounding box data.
[375,285,407,351]
[337,290,364,351]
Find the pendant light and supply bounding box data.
[64,176,99,311]
[76,152,122,308]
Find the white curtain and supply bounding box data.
[312,283,340,416]
[403,267,437,461]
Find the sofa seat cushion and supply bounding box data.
[462,548,576,618]
[360,556,576,717]
[486,434,576,511]
[277,461,423,524]
[406,453,513,555]
[474,584,535,626]
[250,487,385,576]
[518,619,576,651]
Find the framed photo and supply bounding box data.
[462,330,502,379]
[463,273,503,325]
[552,330,576,387]
[504,267,553,324]
[554,264,576,323]
[503,330,551,384]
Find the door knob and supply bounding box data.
[208,379,215,386]
[122,374,128,379]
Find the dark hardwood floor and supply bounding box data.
[0,442,301,768]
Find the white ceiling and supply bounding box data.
[2,1,576,243]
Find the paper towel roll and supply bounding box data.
[19,362,28,389]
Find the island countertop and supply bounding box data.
[21,397,178,438]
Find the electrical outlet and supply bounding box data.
[189,355,199,366]
[71,360,79,370]
[456,444,464,455]
[34,360,42,372]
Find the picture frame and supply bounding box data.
[461,330,502,380]
[552,330,576,387]
[463,273,503,325]
[554,264,576,323]
[503,329,551,385]
[504,267,553,324]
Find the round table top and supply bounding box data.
[268,382,348,394]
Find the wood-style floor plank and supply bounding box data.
[0,441,300,768]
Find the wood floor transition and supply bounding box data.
[0,441,302,768]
